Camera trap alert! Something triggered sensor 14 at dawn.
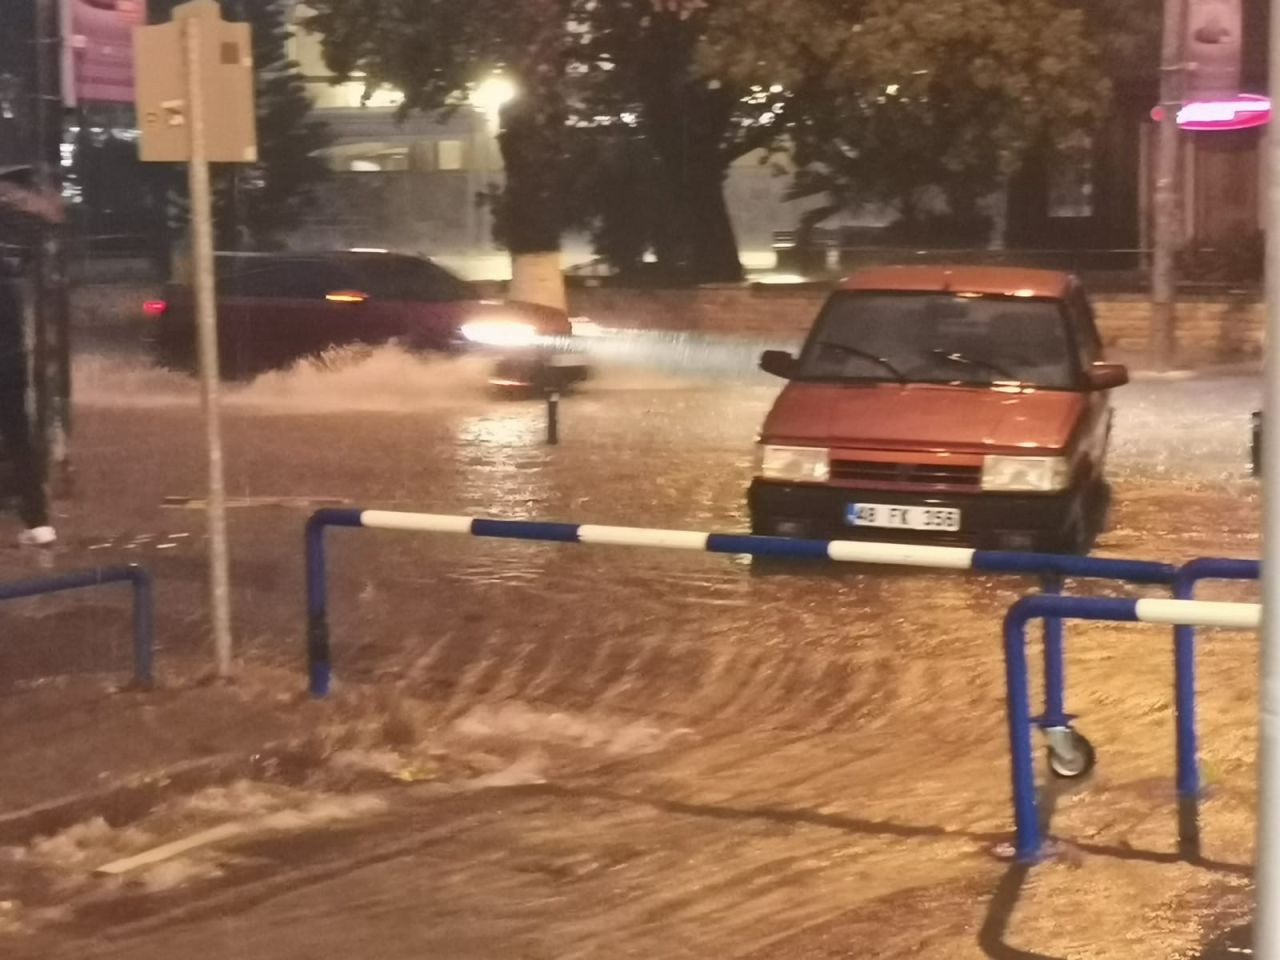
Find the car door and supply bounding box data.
[222,258,361,373]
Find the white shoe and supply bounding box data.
[18,526,57,547]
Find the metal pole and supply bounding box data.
[1257,0,1280,951]
[1039,574,1066,726]
[183,14,234,679]
[1150,0,1186,372]
[1002,607,1041,863]
[305,513,332,698]
[546,388,559,445]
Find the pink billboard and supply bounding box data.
[63,0,145,105]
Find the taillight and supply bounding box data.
[143,299,168,316]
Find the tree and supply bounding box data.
[304,0,580,310]
[701,0,1112,244]
[571,0,820,283]
[579,3,754,283]
[223,0,331,248]
[151,0,330,250]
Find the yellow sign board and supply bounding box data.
[133,0,257,163]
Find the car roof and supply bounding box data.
[840,265,1073,299]
[213,250,422,265]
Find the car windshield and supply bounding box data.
[797,291,1076,389]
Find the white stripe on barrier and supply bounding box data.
[360,511,473,534]
[826,540,976,569]
[577,526,711,550]
[1134,598,1261,629]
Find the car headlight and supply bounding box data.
[981,455,1070,492]
[756,444,830,483]
[460,318,540,347]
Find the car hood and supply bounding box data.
[761,382,1084,453]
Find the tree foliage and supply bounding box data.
[702,0,1113,241]
[303,0,1144,275]
[150,0,330,249]
[306,0,581,259]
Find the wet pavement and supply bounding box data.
[0,331,1264,958]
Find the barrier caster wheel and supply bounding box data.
[1046,730,1096,779]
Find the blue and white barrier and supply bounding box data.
[1003,593,1259,863]
[304,508,1178,697]
[304,508,1260,863]
[0,565,154,688]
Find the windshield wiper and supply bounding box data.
[929,349,1020,383]
[816,341,906,382]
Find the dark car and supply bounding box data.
[749,265,1127,554]
[147,250,588,389]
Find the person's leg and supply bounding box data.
[0,376,49,531]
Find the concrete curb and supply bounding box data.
[0,750,273,846]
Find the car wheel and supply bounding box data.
[1043,480,1110,555]
[1080,479,1111,549]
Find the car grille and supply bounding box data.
[829,459,982,490]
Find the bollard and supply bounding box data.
[1170,556,1261,857]
[546,389,560,445]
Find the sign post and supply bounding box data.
[133,0,256,679]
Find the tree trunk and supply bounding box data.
[636,13,744,285]
[672,165,742,283]
[495,87,566,312]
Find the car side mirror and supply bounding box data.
[760,349,797,379]
[1086,362,1128,390]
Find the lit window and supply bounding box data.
[437,140,464,171]
[1048,155,1094,219]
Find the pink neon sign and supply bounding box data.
[1151,93,1272,131]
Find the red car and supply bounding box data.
[148,250,588,389]
[750,265,1128,553]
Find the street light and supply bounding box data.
[469,74,518,125]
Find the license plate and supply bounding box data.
[846,503,961,532]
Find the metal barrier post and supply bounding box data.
[126,566,154,688]
[0,565,155,687]
[306,508,363,698]
[1039,574,1068,728]
[1171,557,1261,857]
[1003,605,1042,861]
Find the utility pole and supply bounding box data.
[1256,2,1280,953]
[1150,0,1186,372]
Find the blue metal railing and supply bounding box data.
[303,508,1260,864]
[302,508,1181,698]
[0,565,154,688]
[1003,593,1259,863]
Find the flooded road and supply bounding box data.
[0,332,1263,959]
